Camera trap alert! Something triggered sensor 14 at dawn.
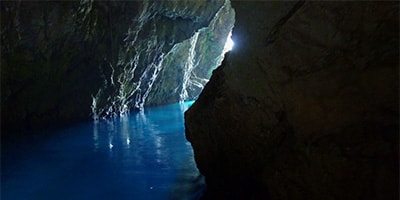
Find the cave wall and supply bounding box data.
[147,0,235,106]
[92,0,234,117]
[185,1,399,199]
[1,1,139,134]
[1,0,234,134]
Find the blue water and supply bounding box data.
[1,101,205,200]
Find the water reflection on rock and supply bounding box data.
[90,101,204,199]
[2,101,203,200]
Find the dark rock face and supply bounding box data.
[1,1,139,134]
[185,2,399,199]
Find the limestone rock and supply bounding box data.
[185,2,399,199]
[1,1,139,134]
[147,0,235,106]
[93,0,235,117]
[1,0,234,134]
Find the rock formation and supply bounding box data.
[1,0,234,134]
[1,1,139,133]
[92,0,234,118]
[185,1,399,199]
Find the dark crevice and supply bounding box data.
[265,0,305,46]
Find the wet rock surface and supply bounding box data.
[92,0,234,117]
[1,1,139,134]
[1,1,234,134]
[185,2,398,199]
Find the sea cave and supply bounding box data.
[1,1,399,200]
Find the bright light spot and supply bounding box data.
[223,31,234,53]
[224,37,234,51]
[109,143,114,149]
[127,138,130,145]
[155,136,161,148]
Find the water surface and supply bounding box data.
[2,101,205,200]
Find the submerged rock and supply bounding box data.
[185,2,398,199]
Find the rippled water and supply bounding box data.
[1,101,205,200]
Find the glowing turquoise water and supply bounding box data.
[1,101,205,200]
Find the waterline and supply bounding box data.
[2,101,204,200]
